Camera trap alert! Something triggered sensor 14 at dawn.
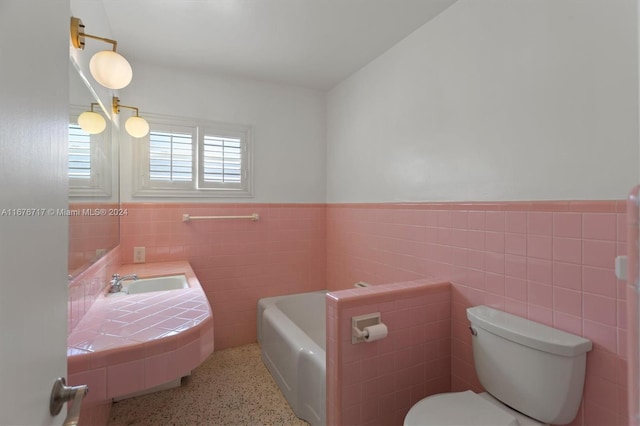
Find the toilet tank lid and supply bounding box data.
[467,306,592,357]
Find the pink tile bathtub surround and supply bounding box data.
[327,200,628,426]
[67,261,214,426]
[120,203,326,349]
[326,279,451,426]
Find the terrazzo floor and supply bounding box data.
[108,343,309,426]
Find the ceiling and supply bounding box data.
[72,0,457,91]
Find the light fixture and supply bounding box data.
[112,97,149,138]
[77,103,106,134]
[70,17,133,90]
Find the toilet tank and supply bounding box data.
[467,306,592,425]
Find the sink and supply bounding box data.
[121,275,189,295]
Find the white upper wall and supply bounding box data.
[327,0,639,202]
[120,62,327,203]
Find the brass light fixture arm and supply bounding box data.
[112,97,141,117]
[83,33,118,52]
[70,17,118,52]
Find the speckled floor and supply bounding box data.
[108,343,309,426]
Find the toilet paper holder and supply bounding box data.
[352,312,385,344]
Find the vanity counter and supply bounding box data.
[67,261,214,407]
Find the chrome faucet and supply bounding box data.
[109,273,138,293]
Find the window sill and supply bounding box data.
[132,187,253,198]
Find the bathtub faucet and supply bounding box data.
[109,273,138,293]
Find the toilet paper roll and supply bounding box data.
[363,323,388,342]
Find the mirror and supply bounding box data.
[68,61,120,278]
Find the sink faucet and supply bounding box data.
[109,273,138,293]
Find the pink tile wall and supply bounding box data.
[627,187,639,426]
[68,202,119,274]
[327,201,628,426]
[120,203,327,349]
[326,280,451,425]
[68,245,121,333]
[67,246,121,425]
[68,200,631,425]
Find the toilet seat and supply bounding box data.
[404,390,545,426]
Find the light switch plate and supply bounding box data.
[133,247,145,263]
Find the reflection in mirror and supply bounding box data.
[68,62,120,278]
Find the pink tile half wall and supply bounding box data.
[327,279,451,425]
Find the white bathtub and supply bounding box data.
[257,291,327,426]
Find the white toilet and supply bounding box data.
[405,305,593,426]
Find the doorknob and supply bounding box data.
[50,377,89,426]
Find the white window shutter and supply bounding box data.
[68,124,91,179]
[201,135,242,184]
[149,130,194,182]
[133,113,252,198]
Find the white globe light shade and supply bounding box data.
[89,50,133,90]
[77,111,106,134]
[125,116,149,138]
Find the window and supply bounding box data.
[68,107,112,197]
[68,123,91,180]
[150,131,193,182]
[133,114,253,197]
[200,134,243,188]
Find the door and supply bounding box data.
[0,1,70,424]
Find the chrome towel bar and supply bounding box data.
[182,213,260,222]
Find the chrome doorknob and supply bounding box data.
[50,377,88,426]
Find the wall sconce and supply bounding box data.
[112,97,149,138]
[77,103,106,134]
[70,16,133,90]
